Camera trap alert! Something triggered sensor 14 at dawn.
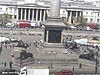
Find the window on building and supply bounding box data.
[6,8,8,11]
[90,18,93,22]
[10,8,12,12]
[14,15,16,19]
[10,8,12,11]
[97,19,99,22]
[91,12,93,14]
[85,18,88,22]
[0,8,2,11]
[86,12,88,14]
[98,13,99,16]
[63,11,65,14]
[14,8,17,12]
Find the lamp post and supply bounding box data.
[20,52,22,67]
[0,42,2,53]
[95,51,99,74]
[0,36,2,53]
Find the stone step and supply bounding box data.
[43,43,64,48]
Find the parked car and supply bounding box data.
[55,70,73,75]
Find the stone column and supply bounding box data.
[32,9,34,21]
[46,30,49,43]
[80,11,81,17]
[21,8,23,20]
[75,11,78,23]
[24,9,26,20]
[40,9,42,21]
[75,11,78,18]
[68,11,72,24]
[46,9,50,17]
[66,11,68,18]
[61,31,63,43]
[95,12,97,23]
[28,9,30,20]
[50,0,60,18]
[93,12,95,23]
[36,9,38,21]
[70,11,72,20]
[12,9,15,20]
[43,10,46,21]
[17,8,19,20]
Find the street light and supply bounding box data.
[0,42,2,53]
[20,52,22,67]
[95,51,99,74]
[0,36,2,53]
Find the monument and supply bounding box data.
[43,0,66,46]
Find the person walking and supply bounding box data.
[4,61,7,67]
[79,63,82,69]
[9,61,13,69]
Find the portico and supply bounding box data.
[17,6,47,22]
[67,10,82,24]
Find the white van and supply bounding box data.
[6,22,15,28]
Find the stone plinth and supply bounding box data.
[43,17,66,47]
[43,0,66,47]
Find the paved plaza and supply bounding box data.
[0,28,100,74]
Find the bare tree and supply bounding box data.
[0,13,11,25]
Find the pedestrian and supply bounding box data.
[50,63,53,69]
[30,43,31,46]
[71,51,73,54]
[5,44,7,48]
[73,66,74,71]
[79,63,82,69]
[9,45,12,48]
[9,61,13,69]
[4,61,7,67]
[84,50,87,55]
[12,44,14,48]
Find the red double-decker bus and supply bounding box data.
[86,23,99,30]
[16,20,31,28]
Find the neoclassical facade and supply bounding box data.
[16,3,83,24]
[16,2,100,24]
[17,4,48,22]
